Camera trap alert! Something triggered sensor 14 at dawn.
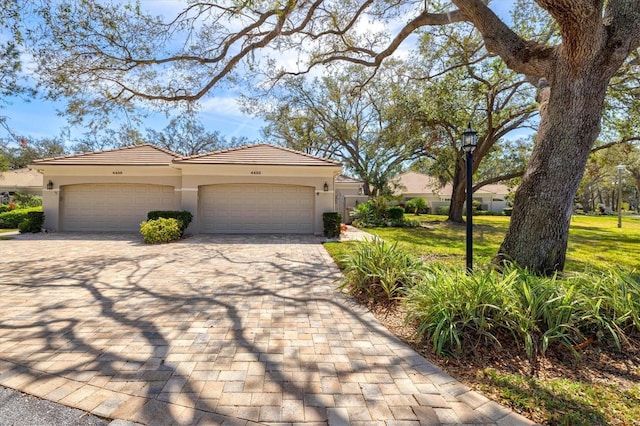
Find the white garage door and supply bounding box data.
[200,184,314,234]
[62,184,175,231]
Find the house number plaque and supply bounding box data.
[112,171,123,175]
[250,171,262,175]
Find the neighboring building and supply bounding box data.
[0,168,44,203]
[31,144,342,234]
[392,171,511,213]
[334,174,368,224]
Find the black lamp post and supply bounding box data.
[617,164,624,228]
[462,123,478,272]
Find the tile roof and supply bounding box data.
[32,144,181,165]
[393,171,444,195]
[393,171,512,197]
[175,144,341,167]
[0,168,43,188]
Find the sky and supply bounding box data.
[1,1,517,148]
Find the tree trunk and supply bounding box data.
[447,159,466,223]
[494,64,610,274]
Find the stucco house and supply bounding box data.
[0,168,44,203]
[393,171,512,213]
[32,144,342,234]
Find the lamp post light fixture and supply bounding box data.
[462,123,478,272]
[617,164,624,228]
[46,180,54,190]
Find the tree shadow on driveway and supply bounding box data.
[0,234,438,425]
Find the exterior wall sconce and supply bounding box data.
[358,186,363,195]
[47,180,54,190]
[323,182,329,192]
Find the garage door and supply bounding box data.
[200,184,314,234]
[62,184,175,231]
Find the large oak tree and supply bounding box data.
[23,0,640,273]
[247,64,433,196]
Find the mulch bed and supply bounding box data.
[366,302,640,424]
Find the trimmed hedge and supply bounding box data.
[19,211,45,233]
[387,206,404,220]
[147,210,193,235]
[140,218,182,244]
[323,212,342,238]
[0,207,43,229]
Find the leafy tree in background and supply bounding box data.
[21,1,640,274]
[247,63,432,196]
[145,111,248,156]
[398,25,537,222]
[0,0,37,166]
[0,137,67,169]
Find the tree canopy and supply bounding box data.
[247,62,433,196]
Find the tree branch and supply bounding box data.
[474,170,524,190]
[452,0,555,77]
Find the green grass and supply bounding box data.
[477,369,640,426]
[351,214,640,272]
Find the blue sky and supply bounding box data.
[2,1,516,147]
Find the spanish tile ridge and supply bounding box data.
[175,143,260,161]
[32,143,181,163]
[176,143,341,165]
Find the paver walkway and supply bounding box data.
[0,233,534,425]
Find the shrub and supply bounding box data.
[147,210,193,235]
[405,198,428,215]
[350,202,385,228]
[435,206,450,215]
[406,266,516,356]
[0,207,43,229]
[503,207,513,216]
[140,218,182,244]
[0,204,10,213]
[405,265,640,364]
[322,212,342,238]
[386,206,404,221]
[12,192,42,208]
[340,239,424,302]
[18,211,45,233]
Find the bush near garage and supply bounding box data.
[323,211,342,238]
[140,218,182,244]
[18,211,45,233]
[0,207,43,229]
[147,210,193,235]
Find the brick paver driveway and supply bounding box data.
[0,234,532,425]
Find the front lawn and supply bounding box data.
[324,214,640,425]
[360,214,640,271]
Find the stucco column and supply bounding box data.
[315,187,336,235]
[42,185,60,231]
[178,187,199,233]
